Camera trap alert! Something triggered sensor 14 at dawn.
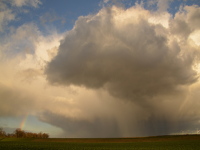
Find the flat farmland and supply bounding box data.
[0,135,200,150]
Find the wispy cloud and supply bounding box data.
[0,1,15,32]
[9,0,42,8]
[0,0,41,33]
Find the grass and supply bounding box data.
[0,135,200,150]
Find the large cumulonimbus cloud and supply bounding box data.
[43,4,200,137]
[46,5,199,102]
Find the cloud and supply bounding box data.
[170,5,200,39]
[9,0,42,7]
[147,0,173,12]
[39,11,66,27]
[1,1,200,138]
[0,0,41,33]
[157,0,172,12]
[0,22,63,117]
[46,5,198,102]
[0,1,15,32]
[1,24,40,57]
[44,4,200,136]
[39,111,121,138]
[103,0,110,4]
[0,82,38,116]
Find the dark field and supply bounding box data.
[1,135,200,150]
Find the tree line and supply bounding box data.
[0,128,49,138]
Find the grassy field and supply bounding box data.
[0,135,200,150]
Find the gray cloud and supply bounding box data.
[39,88,200,137]
[170,5,200,38]
[39,111,121,138]
[0,82,37,116]
[44,4,200,137]
[46,5,198,102]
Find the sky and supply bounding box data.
[0,0,200,138]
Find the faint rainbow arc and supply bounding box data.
[19,114,29,130]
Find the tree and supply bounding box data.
[0,128,49,138]
[42,133,49,138]
[0,128,6,137]
[14,128,25,138]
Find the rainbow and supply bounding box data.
[19,114,29,130]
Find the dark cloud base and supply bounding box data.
[39,111,121,138]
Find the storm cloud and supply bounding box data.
[44,4,200,137]
[46,5,199,101]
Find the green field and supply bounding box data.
[0,135,200,150]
